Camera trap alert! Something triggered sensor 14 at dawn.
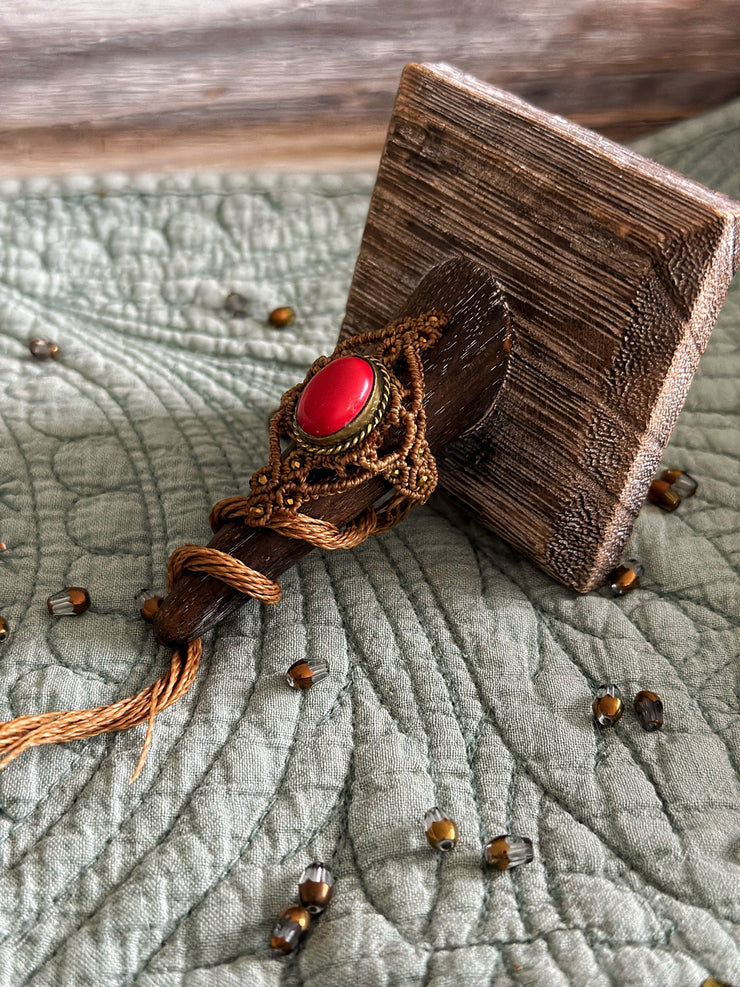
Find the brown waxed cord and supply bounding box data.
[0,312,444,780]
[0,508,373,781]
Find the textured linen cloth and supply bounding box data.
[0,103,738,987]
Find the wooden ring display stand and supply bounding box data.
[156,62,740,648]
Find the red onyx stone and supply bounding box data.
[296,356,375,437]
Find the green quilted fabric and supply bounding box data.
[0,103,738,986]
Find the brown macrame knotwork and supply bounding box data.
[0,311,448,780]
[212,310,449,537]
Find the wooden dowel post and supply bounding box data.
[153,258,512,647]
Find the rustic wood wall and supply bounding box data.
[0,0,738,175]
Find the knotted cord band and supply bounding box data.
[0,311,446,779]
[0,638,202,780]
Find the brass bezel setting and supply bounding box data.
[292,357,391,455]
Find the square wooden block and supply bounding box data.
[340,63,740,591]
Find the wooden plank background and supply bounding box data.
[0,0,739,176]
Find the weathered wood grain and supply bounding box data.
[154,257,511,645]
[340,63,740,592]
[0,0,739,175]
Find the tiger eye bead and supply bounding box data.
[270,904,311,953]
[268,306,295,329]
[140,596,163,622]
[286,658,329,690]
[634,690,664,732]
[648,469,699,511]
[28,338,61,361]
[424,807,458,851]
[0,618,8,642]
[47,587,91,616]
[661,469,698,498]
[485,834,534,870]
[298,862,335,915]
[647,479,681,512]
[608,561,644,596]
[593,684,624,727]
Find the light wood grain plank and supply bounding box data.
[0,0,738,175]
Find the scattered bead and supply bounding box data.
[634,690,664,732]
[648,469,699,511]
[424,807,458,852]
[298,862,335,915]
[593,684,624,727]
[485,834,534,870]
[47,587,91,616]
[661,469,698,499]
[608,561,644,596]
[701,978,736,987]
[647,479,681,512]
[270,904,311,953]
[286,658,329,690]
[140,596,163,623]
[0,542,6,551]
[0,617,8,642]
[224,291,249,317]
[268,306,295,329]
[28,338,61,361]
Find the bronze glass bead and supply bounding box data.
[661,469,698,498]
[424,807,458,852]
[634,690,664,732]
[485,834,534,870]
[700,978,736,987]
[140,596,163,623]
[270,904,311,953]
[647,479,681,512]
[268,306,295,329]
[0,617,8,642]
[608,561,644,596]
[593,684,624,727]
[298,862,335,915]
[47,587,91,616]
[286,658,329,690]
[28,338,61,361]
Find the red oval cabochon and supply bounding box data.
[296,356,375,437]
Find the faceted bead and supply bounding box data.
[593,684,624,726]
[424,807,458,851]
[609,561,644,596]
[634,690,664,732]
[140,596,163,622]
[286,658,329,689]
[224,291,249,317]
[28,338,60,360]
[661,469,698,498]
[701,978,735,987]
[298,862,335,914]
[296,356,375,438]
[270,904,311,953]
[268,306,295,329]
[0,617,8,642]
[47,587,91,616]
[485,834,534,870]
[647,479,681,512]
